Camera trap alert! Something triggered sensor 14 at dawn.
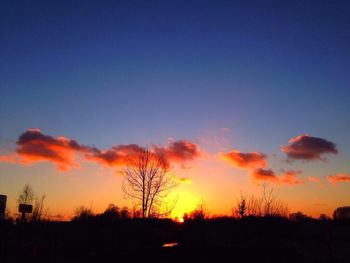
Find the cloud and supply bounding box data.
[13,129,91,170]
[280,170,305,185]
[0,129,201,171]
[85,144,144,167]
[281,134,338,161]
[222,150,266,169]
[251,168,305,185]
[154,140,201,163]
[251,168,277,182]
[308,176,321,183]
[327,173,350,184]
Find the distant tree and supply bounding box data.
[120,206,131,219]
[319,213,331,221]
[333,206,350,220]
[185,201,209,221]
[235,193,247,218]
[245,184,289,218]
[100,204,120,220]
[73,206,94,221]
[122,147,177,218]
[289,211,309,222]
[17,184,34,205]
[31,194,47,222]
[131,206,142,218]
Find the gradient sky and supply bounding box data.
[1,0,350,219]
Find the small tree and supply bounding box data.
[100,204,120,220]
[235,193,247,218]
[185,201,209,221]
[122,147,177,218]
[73,206,94,221]
[243,184,289,218]
[17,184,34,205]
[319,213,331,221]
[31,194,46,222]
[289,211,309,222]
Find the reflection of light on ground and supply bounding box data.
[162,242,178,248]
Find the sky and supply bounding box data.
[1,0,350,219]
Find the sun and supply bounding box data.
[166,190,199,220]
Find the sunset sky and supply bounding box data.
[1,0,350,219]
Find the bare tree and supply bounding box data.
[31,194,47,221]
[243,184,289,218]
[17,184,34,205]
[122,147,177,218]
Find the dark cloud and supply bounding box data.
[85,144,144,166]
[154,140,201,163]
[281,134,338,161]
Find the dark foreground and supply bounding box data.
[1,218,350,263]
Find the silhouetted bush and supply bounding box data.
[289,211,310,222]
[72,206,94,221]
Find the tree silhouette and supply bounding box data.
[31,194,47,222]
[241,184,289,218]
[17,184,34,205]
[17,184,35,222]
[333,206,350,220]
[122,147,177,218]
[235,193,247,218]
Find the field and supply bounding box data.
[1,218,350,263]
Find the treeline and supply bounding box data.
[3,183,350,224]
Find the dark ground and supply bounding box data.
[1,217,350,263]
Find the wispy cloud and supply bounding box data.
[327,173,350,184]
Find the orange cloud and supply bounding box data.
[0,129,201,171]
[222,150,266,169]
[251,168,305,185]
[281,134,338,161]
[308,176,321,183]
[327,173,350,184]
[13,129,91,170]
[280,170,305,185]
